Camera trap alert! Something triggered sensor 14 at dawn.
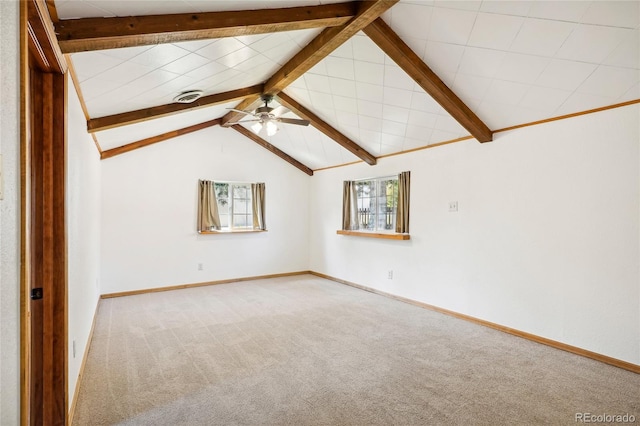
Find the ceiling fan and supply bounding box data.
[227,94,310,136]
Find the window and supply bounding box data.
[215,182,252,229]
[341,171,410,238]
[198,180,266,233]
[355,176,398,232]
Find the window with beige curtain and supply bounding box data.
[198,180,222,232]
[198,180,266,232]
[342,180,359,230]
[342,172,410,233]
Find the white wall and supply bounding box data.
[0,1,20,423]
[100,126,311,294]
[66,79,101,409]
[310,105,640,365]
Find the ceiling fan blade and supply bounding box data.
[225,108,253,115]
[225,119,261,125]
[278,117,310,126]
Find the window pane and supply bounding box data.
[219,214,229,228]
[218,201,229,216]
[233,185,249,199]
[233,215,249,228]
[352,176,400,231]
[215,183,229,199]
[237,199,250,214]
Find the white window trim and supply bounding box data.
[353,175,399,234]
[216,181,253,231]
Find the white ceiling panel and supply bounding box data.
[509,19,575,57]
[467,12,523,50]
[96,101,239,151]
[577,66,640,99]
[580,1,639,28]
[72,27,323,118]
[57,0,640,170]
[556,25,632,64]
[479,1,532,17]
[427,6,477,45]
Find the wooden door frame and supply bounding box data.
[20,0,68,424]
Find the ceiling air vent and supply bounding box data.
[173,90,203,104]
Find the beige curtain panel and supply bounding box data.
[251,183,266,230]
[396,171,410,234]
[198,180,221,232]
[342,180,359,230]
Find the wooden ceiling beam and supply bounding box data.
[363,18,493,143]
[277,92,376,166]
[224,1,397,128]
[231,125,314,176]
[88,84,263,133]
[55,3,358,53]
[101,119,221,160]
[263,0,398,95]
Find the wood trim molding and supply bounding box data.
[494,99,640,134]
[199,229,268,234]
[230,124,314,176]
[55,3,358,53]
[67,300,99,424]
[336,230,410,240]
[27,0,67,73]
[20,2,30,422]
[277,92,377,165]
[65,57,89,120]
[363,18,492,143]
[314,99,640,174]
[87,84,263,132]
[310,271,640,375]
[100,271,311,299]
[100,119,221,160]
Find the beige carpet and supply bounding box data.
[72,275,640,425]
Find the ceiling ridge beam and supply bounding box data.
[363,18,493,143]
[101,119,221,160]
[277,92,376,166]
[55,3,359,53]
[88,84,263,133]
[264,0,398,95]
[231,125,314,176]
[221,0,397,128]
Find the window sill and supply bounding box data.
[336,230,410,240]
[199,229,268,234]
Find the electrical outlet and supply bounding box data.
[448,201,458,212]
[198,263,203,271]
[387,270,393,279]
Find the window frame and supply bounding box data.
[354,175,399,233]
[214,181,255,231]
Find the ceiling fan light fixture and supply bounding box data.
[251,121,262,134]
[265,120,279,136]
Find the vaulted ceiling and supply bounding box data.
[51,0,640,175]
